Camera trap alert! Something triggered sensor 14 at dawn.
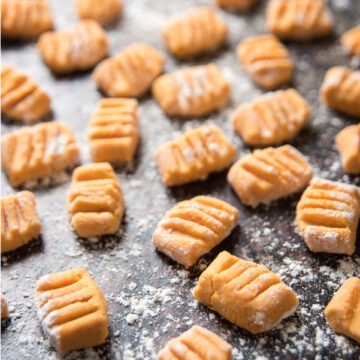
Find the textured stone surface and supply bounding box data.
[1,0,360,359]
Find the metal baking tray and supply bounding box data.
[2,0,359,359]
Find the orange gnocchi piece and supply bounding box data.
[237,35,293,90]
[267,0,333,41]
[228,145,313,207]
[320,66,360,118]
[153,196,239,267]
[155,125,236,186]
[1,65,51,124]
[341,25,360,57]
[77,0,122,26]
[1,122,80,187]
[36,268,108,352]
[88,98,139,163]
[1,295,9,319]
[67,163,124,238]
[336,125,360,175]
[152,64,230,117]
[193,251,299,334]
[296,178,360,255]
[1,0,53,39]
[93,43,165,97]
[215,0,258,12]
[162,7,228,59]
[1,191,41,254]
[232,89,311,146]
[37,20,108,74]
[157,325,232,360]
[324,277,360,344]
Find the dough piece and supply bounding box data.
[336,125,360,175]
[37,20,108,74]
[237,35,293,90]
[93,43,165,97]
[228,145,313,207]
[1,191,41,254]
[1,121,80,187]
[162,7,227,59]
[67,163,124,238]
[77,0,122,26]
[341,25,360,57]
[296,178,360,255]
[36,268,108,352]
[1,0,53,39]
[232,89,311,146]
[215,0,258,12]
[153,196,239,267]
[88,98,139,163]
[266,0,333,41]
[157,325,232,360]
[1,295,9,319]
[155,125,236,186]
[1,65,51,123]
[152,64,230,117]
[324,277,360,344]
[320,66,360,117]
[193,251,299,334]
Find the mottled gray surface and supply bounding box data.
[1,0,360,359]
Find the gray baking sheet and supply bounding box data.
[1,0,360,359]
